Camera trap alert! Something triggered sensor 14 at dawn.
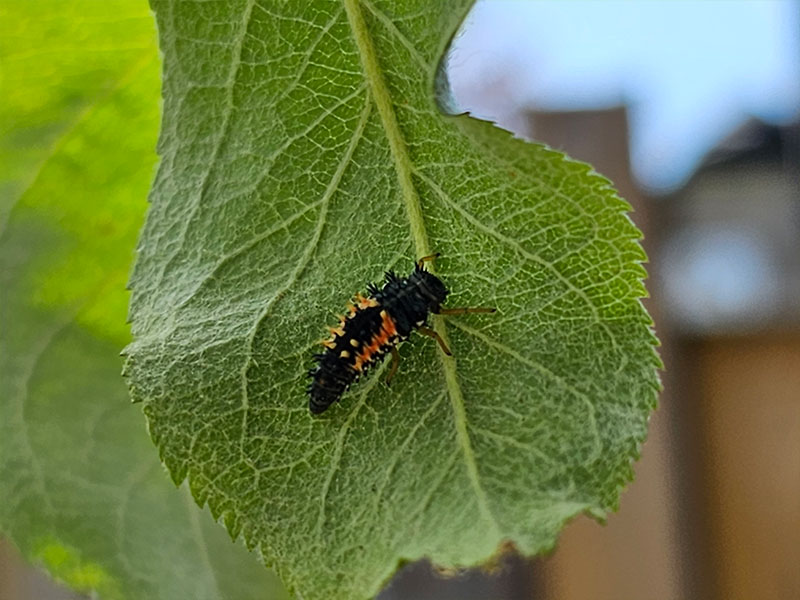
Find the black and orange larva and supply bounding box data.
[307,254,495,414]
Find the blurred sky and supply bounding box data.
[448,0,800,193]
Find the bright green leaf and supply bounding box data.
[125,1,660,600]
[0,1,285,598]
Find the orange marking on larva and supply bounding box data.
[354,342,381,372]
[353,310,398,371]
[380,310,397,337]
[359,297,378,309]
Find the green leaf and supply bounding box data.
[126,1,660,599]
[0,1,285,598]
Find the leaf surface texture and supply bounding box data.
[0,1,285,598]
[126,2,660,599]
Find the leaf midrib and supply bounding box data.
[343,0,500,536]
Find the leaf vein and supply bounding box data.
[401,448,460,541]
[314,365,384,538]
[360,0,429,71]
[416,168,621,354]
[449,320,602,462]
[344,0,500,535]
[152,0,257,298]
[467,423,555,465]
[237,94,373,457]
[371,391,446,514]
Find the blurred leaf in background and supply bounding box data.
[0,1,286,598]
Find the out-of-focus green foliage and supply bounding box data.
[0,1,285,598]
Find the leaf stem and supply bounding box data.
[343,0,431,260]
[343,0,500,536]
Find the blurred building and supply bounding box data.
[657,119,800,333]
[652,117,800,600]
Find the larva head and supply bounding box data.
[413,269,449,311]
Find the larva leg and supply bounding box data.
[386,346,400,386]
[416,253,441,269]
[418,326,452,356]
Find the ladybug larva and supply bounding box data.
[307,254,495,414]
